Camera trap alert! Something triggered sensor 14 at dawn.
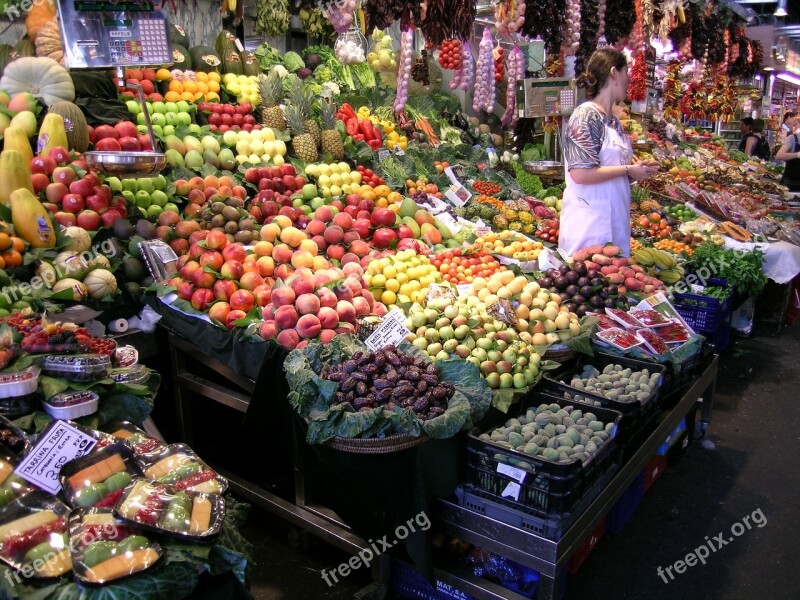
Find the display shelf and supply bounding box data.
[432,354,719,600]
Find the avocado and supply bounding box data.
[125,281,143,298]
[122,257,147,283]
[113,219,135,241]
[135,219,157,240]
[127,235,145,258]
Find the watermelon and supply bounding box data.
[189,46,221,73]
[169,24,189,49]
[172,45,191,69]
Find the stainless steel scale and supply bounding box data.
[55,0,172,177]
[517,77,576,175]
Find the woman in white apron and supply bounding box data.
[559,49,659,258]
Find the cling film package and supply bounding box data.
[114,478,225,540]
[59,444,143,510]
[0,490,72,578]
[0,453,34,510]
[137,443,227,494]
[68,507,162,585]
[100,421,166,457]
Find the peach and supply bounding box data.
[294,267,314,280]
[312,235,327,251]
[175,220,201,239]
[313,272,332,287]
[242,257,260,274]
[189,230,208,245]
[327,267,345,280]
[296,293,321,316]
[317,287,337,308]
[345,277,363,296]
[336,300,356,323]
[260,223,281,242]
[258,320,279,340]
[229,289,255,312]
[192,270,216,289]
[291,249,315,269]
[272,215,292,229]
[271,286,296,307]
[342,262,364,278]
[253,284,272,307]
[274,264,295,280]
[312,256,331,271]
[206,230,227,250]
[314,206,334,223]
[334,285,354,302]
[253,241,274,257]
[220,260,244,280]
[349,240,371,258]
[272,243,294,264]
[319,329,336,343]
[305,219,327,237]
[361,289,374,308]
[203,175,219,189]
[275,305,299,330]
[213,279,238,302]
[342,231,361,246]
[332,212,353,230]
[189,176,205,191]
[373,302,388,317]
[335,323,355,334]
[339,253,359,266]
[296,340,309,350]
[226,310,248,330]
[279,226,305,248]
[326,244,345,261]
[323,225,344,245]
[222,243,247,263]
[353,296,370,316]
[169,238,189,256]
[296,314,322,339]
[290,275,315,297]
[239,271,265,291]
[276,328,300,349]
[298,239,319,256]
[208,302,231,323]
[256,256,275,277]
[318,306,339,329]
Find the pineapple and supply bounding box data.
[640,199,662,212]
[288,79,321,148]
[259,73,285,131]
[492,214,508,230]
[319,101,344,160]
[286,104,318,162]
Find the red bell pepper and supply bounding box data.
[358,120,374,141]
[345,117,359,137]
[367,138,383,151]
[339,103,357,120]
[353,134,365,142]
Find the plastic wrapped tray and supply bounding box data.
[43,390,99,420]
[0,490,72,578]
[0,416,29,455]
[60,444,143,509]
[109,365,150,385]
[0,453,34,509]
[101,422,165,457]
[40,354,111,382]
[68,508,162,585]
[0,367,40,399]
[137,444,227,494]
[114,478,224,540]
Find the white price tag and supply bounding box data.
[689,284,705,293]
[364,308,412,351]
[234,38,244,53]
[445,184,471,207]
[497,462,528,483]
[436,212,461,233]
[377,149,390,161]
[15,420,97,494]
[456,283,473,297]
[556,248,571,264]
[476,226,492,236]
[393,145,405,156]
[501,481,521,501]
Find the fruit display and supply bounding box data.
[430,249,505,284]
[18,319,117,355]
[115,479,222,538]
[478,403,616,464]
[100,422,166,457]
[572,244,669,292]
[320,345,454,419]
[653,239,694,257]
[42,390,100,419]
[663,203,696,222]
[365,250,442,307]
[535,262,629,316]
[472,231,544,262]
[140,444,227,494]
[60,446,141,509]
[629,248,685,286]
[197,101,259,132]
[559,363,662,405]
[69,510,162,585]
[0,493,72,577]
[595,327,644,351]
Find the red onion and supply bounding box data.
[393,29,414,114]
[473,27,496,113]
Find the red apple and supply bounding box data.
[61,194,85,214]
[69,178,94,198]
[52,167,76,186]
[99,209,122,228]
[118,136,141,152]
[95,138,122,152]
[30,173,50,194]
[47,147,70,165]
[30,156,57,175]
[114,121,138,138]
[138,134,153,151]
[85,194,110,213]
[372,228,397,249]
[54,211,78,227]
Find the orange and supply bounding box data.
[208,72,221,83]
[0,256,5,270]
[207,80,220,93]
[387,191,402,204]
[196,82,209,94]
[2,250,21,268]
[194,92,204,101]
[164,91,181,102]
[10,237,24,253]
[361,190,376,202]
[376,198,388,208]
[195,71,208,82]
[180,91,195,102]
[182,80,197,93]
[0,232,10,252]
[168,80,183,93]
[156,68,172,81]
[205,91,220,102]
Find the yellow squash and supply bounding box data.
[36,112,68,156]
[10,188,56,247]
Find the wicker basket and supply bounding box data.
[325,433,430,455]
[543,346,577,364]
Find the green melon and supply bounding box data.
[189,46,221,73]
[240,50,261,76]
[14,38,35,58]
[221,49,243,75]
[169,24,189,49]
[171,45,191,69]
[0,44,13,79]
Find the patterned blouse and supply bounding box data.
[563,103,628,170]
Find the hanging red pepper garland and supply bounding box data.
[627,54,647,102]
[662,60,684,122]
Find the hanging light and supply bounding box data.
[774,0,788,18]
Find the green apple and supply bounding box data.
[136,112,146,126]
[153,175,167,190]
[162,124,176,137]
[149,190,168,207]
[138,207,148,218]
[176,101,191,114]
[301,183,318,201]
[164,102,178,114]
[310,196,325,210]
[126,100,141,115]
[177,112,192,127]
[146,204,163,221]
[105,177,123,192]
[151,101,166,114]
[165,112,180,126]
[292,197,304,208]
[134,190,152,208]
[163,202,180,214]
[121,178,138,193]
[188,123,202,136]
[137,178,155,193]
[121,190,135,204]
[301,205,313,215]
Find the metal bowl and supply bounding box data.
[85,151,167,177]
[522,161,563,177]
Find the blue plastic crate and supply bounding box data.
[673,278,734,349]
[656,418,687,455]
[606,470,646,534]
[390,560,478,600]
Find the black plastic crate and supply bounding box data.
[456,463,619,541]
[390,559,478,600]
[659,342,713,401]
[466,396,622,519]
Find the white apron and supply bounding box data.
[558,118,633,257]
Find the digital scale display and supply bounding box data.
[517,78,577,118]
[56,0,171,69]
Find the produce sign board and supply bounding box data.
[15,420,97,494]
[364,309,412,352]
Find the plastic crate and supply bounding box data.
[390,560,478,600]
[656,418,687,455]
[659,342,713,401]
[606,470,646,535]
[568,517,606,574]
[673,279,734,350]
[467,396,622,518]
[456,465,619,541]
[643,455,668,493]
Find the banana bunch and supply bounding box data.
[631,248,684,285]
[254,0,290,36]
[299,7,333,39]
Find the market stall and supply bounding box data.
[0,0,797,597]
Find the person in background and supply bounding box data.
[559,48,658,258]
[739,117,755,152]
[781,111,796,140]
[776,116,800,192]
[746,119,771,160]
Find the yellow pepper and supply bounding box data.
[369,115,379,125]
[382,121,395,134]
[357,106,371,118]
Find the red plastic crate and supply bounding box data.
[643,455,668,493]
[568,517,606,574]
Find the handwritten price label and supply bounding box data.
[364,309,412,352]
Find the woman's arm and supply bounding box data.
[744,135,757,156]
[776,137,799,162]
[571,163,653,184]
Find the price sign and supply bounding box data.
[456,283,473,297]
[377,149,390,161]
[15,420,97,494]
[364,308,412,352]
[497,462,528,483]
[393,145,405,156]
[501,481,522,501]
[445,183,471,207]
[436,212,461,233]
